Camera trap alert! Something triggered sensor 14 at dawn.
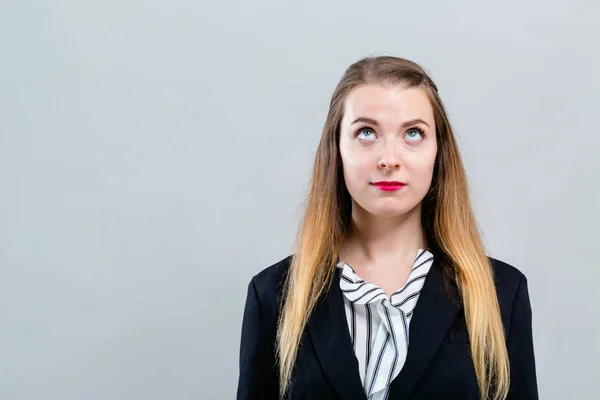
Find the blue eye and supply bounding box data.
[356,127,376,140]
[406,128,424,141]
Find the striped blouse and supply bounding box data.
[335,249,434,400]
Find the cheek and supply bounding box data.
[343,154,377,176]
[400,153,435,187]
[417,155,436,174]
[412,159,437,189]
[340,148,367,180]
[341,156,371,186]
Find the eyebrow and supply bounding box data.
[350,117,430,128]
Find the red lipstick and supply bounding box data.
[371,181,407,192]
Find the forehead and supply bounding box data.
[342,84,435,126]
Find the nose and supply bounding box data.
[378,144,401,171]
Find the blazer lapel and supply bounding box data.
[308,269,367,400]
[388,259,461,400]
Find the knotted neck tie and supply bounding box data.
[337,249,434,400]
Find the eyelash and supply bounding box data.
[354,126,426,140]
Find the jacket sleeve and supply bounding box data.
[237,278,280,400]
[506,275,539,399]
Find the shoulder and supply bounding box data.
[487,256,530,325]
[251,254,292,295]
[247,254,293,318]
[487,256,527,293]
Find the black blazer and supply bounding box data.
[237,255,538,399]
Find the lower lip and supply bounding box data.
[372,184,406,192]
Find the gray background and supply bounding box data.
[1,0,599,399]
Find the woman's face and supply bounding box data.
[339,83,438,218]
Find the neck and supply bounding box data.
[341,201,428,267]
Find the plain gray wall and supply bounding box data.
[1,0,598,399]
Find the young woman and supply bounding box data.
[237,56,538,400]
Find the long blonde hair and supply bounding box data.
[277,56,510,400]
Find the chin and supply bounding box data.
[367,196,424,217]
[351,196,418,218]
[364,203,411,218]
[371,209,408,218]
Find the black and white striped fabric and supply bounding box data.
[336,249,434,400]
